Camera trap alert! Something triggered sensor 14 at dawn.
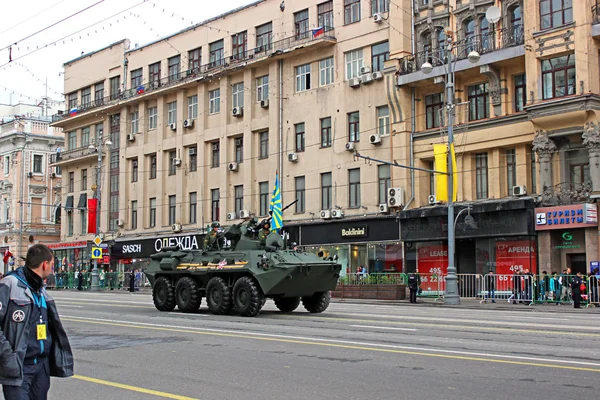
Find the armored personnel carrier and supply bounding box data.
[146,220,341,317]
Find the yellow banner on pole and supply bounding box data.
[433,143,457,202]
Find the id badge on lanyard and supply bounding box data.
[33,293,47,341]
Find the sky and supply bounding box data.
[0,0,255,107]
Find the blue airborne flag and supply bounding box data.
[269,173,283,231]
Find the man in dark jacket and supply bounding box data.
[407,271,420,303]
[571,272,584,309]
[0,244,74,399]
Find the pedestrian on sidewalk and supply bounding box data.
[550,272,561,304]
[571,272,584,309]
[539,271,548,303]
[407,271,419,303]
[486,269,496,303]
[0,244,74,399]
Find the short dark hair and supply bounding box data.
[26,244,53,269]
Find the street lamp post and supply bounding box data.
[88,135,112,291]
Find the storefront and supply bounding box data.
[295,216,402,276]
[535,203,598,274]
[47,240,93,273]
[400,199,537,275]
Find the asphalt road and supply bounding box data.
[3,291,600,400]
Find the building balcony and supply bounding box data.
[51,27,336,126]
[397,25,524,86]
[593,1,600,37]
[49,146,98,166]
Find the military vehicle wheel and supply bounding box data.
[206,277,232,315]
[233,276,264,317]
[153,277,176,311]
[274,297,300,312]
[302,291,331,313]
[175,277,202,313]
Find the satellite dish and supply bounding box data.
[485,6,501,24]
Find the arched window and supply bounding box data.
[437,30,446,61]
[510,6,522,41]
[423,32,433,63]
[464,19,475,52]
[480,18,490,51]
[54,206,61,225]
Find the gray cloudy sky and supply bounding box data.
[0,0,254,107]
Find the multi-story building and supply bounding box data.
[393,0,600,276]
[49,0,405,274]
[0,115,64,273]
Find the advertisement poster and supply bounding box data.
[416,244,448,293]
[495,240,537,275]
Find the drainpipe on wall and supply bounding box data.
[278,59,284,202]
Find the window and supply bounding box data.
[167,101,177,125]
[423,32,433,64]
[110,152,119,170]
[319,57,334,86]
[149,62,161,84]
[540,0,573,30]
[187,95,198,120]
[321,117,332,147]
[295,64,311,92]
[209,40,224,67]
[234,185,244,213]
[468,83,489,121]
[131,109,139,133]
[232,31,247,60]
[295,176,305,213]
[209,89,220,114]
[437,30,446,60]
[67,213,73,236]
[378,164,391,204]
[345,49,364,79]
[318,1,334,29]
[79,207,86,234]
[377,106,390,136]
[189,192,197,224]
[168,55,181,81]
[69,172,74,192]
[426,93,443,129]
[344,0,361,24]
[131,201,138,230]
[81,87,91,106]
[131,69,143,89]
[259,182,269,216]
[294,9,309,40]
[321,172,332,210]
[81,169,87,190]
[169,151,177,176]
[3,155,9,175]
[68,93,77,109]
[506,149,517,195]
[150,154,157,179]
[464,19,476,52]
[256,76,269,102]
[235,137,243,163]
[232,82,244,109]
[189,147,197,172]
[211,141,220,168]
[429,160,435,196]
[514,74,526,112]
[131,159,138,182]
[542,55,576,100]
[95,122,103,142]
[510,6,522,40]
[348,112,360,142]
[110,173,118,192]
[475,153,488,199]
[531,152,537,194]
[480,18,491,52]
[94,83,104,103]
[188,48,201,73]
[349,168,361,207]
[168,195,176,225]
[31,154,42,174]
[82,127,90,147]
[570,164,591,188]
[148,107,157,129]
[110,76,120,100]
[295,123,305,152]
[371,42,389,72]
[211,189,220,221]
[371,0,388,14]
[149,198,156,228]
[259,131,269,159]
[256,22,273,51]
[68,131,77,150]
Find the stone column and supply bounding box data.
[583,121,600,195]
[532,130,557,194]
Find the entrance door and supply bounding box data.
[569,254,587,275]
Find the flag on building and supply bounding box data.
[433,143,457,202]
[137,85,145,95]
[69,107,78,116]
[87,198,98,234]
[3,249,12,264]
[269,173,283,231]
[312,26,325,38]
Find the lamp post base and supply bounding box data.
[443,272,461,305]
[90,269,100,291]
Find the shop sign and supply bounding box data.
[47,241,88,250]
[535,204,598,231]
[554,231,581,249]
[416,244,448,292]
[495,240,537,275]
[590,261,599,271]
[341,226,368,238]
[154,235,200,252]
[111,233,204,258]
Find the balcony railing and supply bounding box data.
[398,25,524,76]
[594,1,600,24]
[50,146,97,164]
[52,27,335,124]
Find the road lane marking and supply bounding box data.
[58,301,153,309]
[73,375,198,400]
[168,312,209,317]
[55,297,152,305]
[62,316,600,372]
[351,325,417,331]
[59,305,84,308]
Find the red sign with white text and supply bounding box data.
[495,240,537,275]
[416,244,448,292]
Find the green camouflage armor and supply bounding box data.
[203,231,218,251]
[258,229,269,245]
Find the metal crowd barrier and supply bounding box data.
[337,272,407,286]
[457,274,484,299]
[46,271,149,291]
[480,274,535,304]
[587,276,600,307]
